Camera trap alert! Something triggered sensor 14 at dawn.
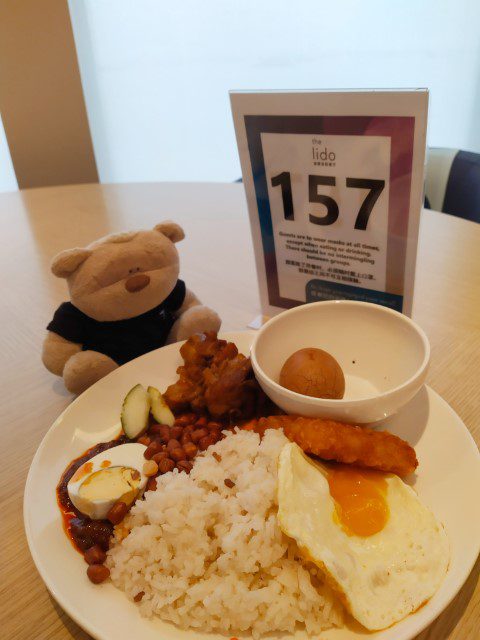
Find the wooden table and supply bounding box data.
[1,183,479,640]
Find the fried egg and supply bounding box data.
[277,442,449,631]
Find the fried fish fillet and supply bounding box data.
[249,415,418,476]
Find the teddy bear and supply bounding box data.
[42,221,221,395]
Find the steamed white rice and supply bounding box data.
[107,429,343,637]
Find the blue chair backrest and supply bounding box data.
[425,148,480,223]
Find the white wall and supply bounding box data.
[0,115,18,192]
[0,0,476,190]
[68,0,480,183]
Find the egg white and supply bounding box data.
[277,442,449,631]
[67,442,148,519]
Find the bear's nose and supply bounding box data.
[125,273,150,292]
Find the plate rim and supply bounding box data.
[23,331,480,640]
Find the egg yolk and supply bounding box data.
[79,466,141,503]
[327,465,389,537]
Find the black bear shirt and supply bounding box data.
[47,280,186,365]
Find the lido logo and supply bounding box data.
[311,138,336,166]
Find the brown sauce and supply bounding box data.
[57,436,128,552]
[57,411,236,554]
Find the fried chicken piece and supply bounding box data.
[164,333,218,411]
[249,415,418,476]
[180,332,232,366]
[204,355,254,418]
[163,373,201,413]
[163,332,272,420]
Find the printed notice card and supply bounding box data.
[230,90,428,317]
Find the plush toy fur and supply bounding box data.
[42,221,221,395]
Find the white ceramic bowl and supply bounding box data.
[251,301,430,424]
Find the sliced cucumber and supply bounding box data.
[148,386,175,427]
[121,384,151,439]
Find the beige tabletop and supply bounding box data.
[1,182,479,640]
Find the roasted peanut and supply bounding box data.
[134,591,145,602]
[107,501,128,525]
[87,564,110,584]
[146,477,158,492]
[170,426,183,440]
[144,441,162,459]
[166,438,181,451]
[194,416,208,428]
[84,545,106,565]
[137,435,151,447]
[152,451,169,464]
[158,458,175,474]
[150,424,171,443]
[170,447,186,462]
[198,435,216,451]
[191,428,208,443]
[182,442,198,460]
[180,432,192,445]
[177,460,193,473]
[143,460,159,476]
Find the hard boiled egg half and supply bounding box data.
[277,442,449,631]
[67,443,148,520]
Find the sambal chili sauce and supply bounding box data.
[56,436,128,553]
[57,412,238,554]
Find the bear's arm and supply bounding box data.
[167,287,221,343]
[42,331,82,375]
[42,302,86,375]
[175,288,201,315]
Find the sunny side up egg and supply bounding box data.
[277,442,449,631]
[67,443,148,520]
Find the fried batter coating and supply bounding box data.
[251,415,418,476]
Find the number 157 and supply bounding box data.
[271,172,385,231]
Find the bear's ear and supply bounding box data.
[51,247,92,278]
[154,221,185,243]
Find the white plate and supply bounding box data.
[24,331,480,640]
